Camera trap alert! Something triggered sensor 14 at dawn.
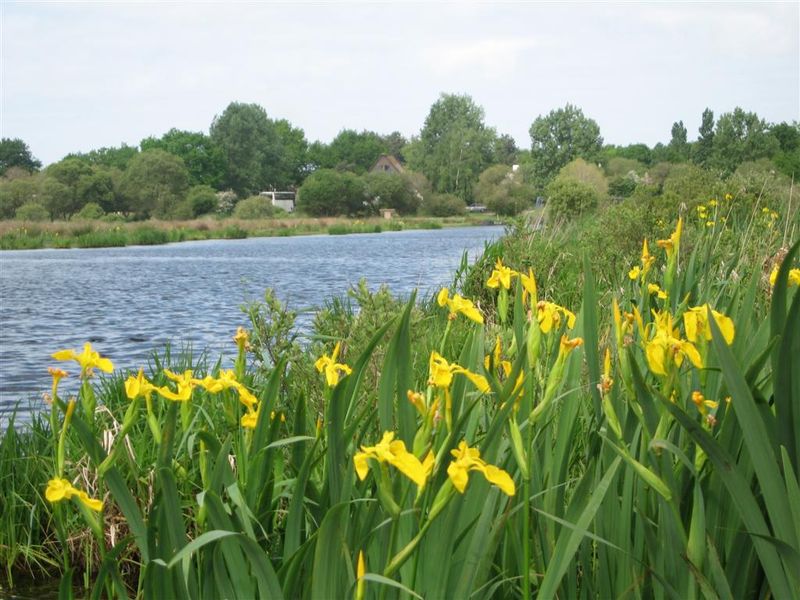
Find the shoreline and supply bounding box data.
[0,214,502,251]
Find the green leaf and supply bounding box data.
[311,502,350,600]
[361,573,424,599]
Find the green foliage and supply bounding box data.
[273,119,309,187]
[608,175,637,198]
[712,107,780,174]
[406,93,496,202]
[14,201,50,221]
[555,158,609,197]
[604,157,643,178]
[693,108,715,166]
[72,202,105,220]
[210,102,281,196]
[233,195,281,219]
[311,129,388,174]
[528,104,603,187]
[545,178,599,222]
[141,129,226,188]
[421,192,466,216]
[44,158,93,219]
[668,120,690,161]
[474,165,534,216]
[659,162,720,215]
[186,185,218,217]
[66,144,139,171]
[0,176,39,219]
[120,150,190,218]
[0,138,42,175]
[297,169,367,216]
[363,172,420,215]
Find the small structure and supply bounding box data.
[466,205,488,213]
[370,154,405,174]
[381,208,397,220]
[259,191,296,213]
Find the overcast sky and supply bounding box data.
[2,1,798,166]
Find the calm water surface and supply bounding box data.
[0,226,501,419]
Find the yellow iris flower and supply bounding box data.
[484,336,512,377]
[48,367,68,399]
[536,301,576,333]
[437,288,484,324]
[518,268,538,305]
[446,441,515,496]
[486,259,515,290]
[691,391,719,416]
[124,368,159,400]
[233,327,249,351]
[647,283,668,299]
[315,342,353,387]
[428,351,489,393]
[45,478,103,512]
[52,342,113,376]
[656,218,682,260]
[683,304,735,345]
[645,314,703,376]
[354,431,431,488]
[769,266,800,287]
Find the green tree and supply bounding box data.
[120,150,189,218]
[0,177,39,219]
[493,134,519,165]
[15,202,49,221]
[528,104,603,187]
[421,193,466,217]
[38,177,72,220]
[77,169,116,213]
[296,169,366,216]
[316,129,388,174]
[668,120,689,161]
[711,108,780,173]
[273,119,309,188]
[692,108,715,166]
[381,131,408,161]
[186,185,218,217]
[363,172,420,215]
[233,195,283,219]
[210,102,281,196]
[556,158,609,197]
[406,93,496,202]
[66,144,139,170]
[0,138,42,175]
[45,158,93,218]
[770,122,800,178]
[545,178,598,222]
[474,165,533,216]
[140,129,226,188]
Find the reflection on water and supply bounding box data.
[0,226,501,420]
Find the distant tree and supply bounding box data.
[273,119,309,187]
[650,143,671,164]
[421,193,466,217]
[692,108,715,166]
[67,144,138,170]
[233,195,283,219]
[528,104,603,188]
[73,202,105,220]
[210,102,281,196]
[382,131,408,161]
[15,202,50,222]
[406,93,496,202]
[120,150,189,218]
[555,158,608,197]
[474,165,533,216]
[319,129,389,174]
[186,185,219,217]
[770,121,800,178]
[38,178,72,220]
[0,177,39,219]
[77,169,116,213]
[668,121,689,161]
[0,138,42,175]
[363,172,420,215]
[140,129,226,188]
[711,108,780,173]
[604,157,644,178]
[296,169,366,216]
[45,158,93,218]
[493,134,519,166]
[545,178,598,222]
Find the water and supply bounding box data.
[0,226,502,420]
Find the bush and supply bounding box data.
[608,176,637,198]
[187,185,218,217]
[422,193,466,217]
[475,165,535,216]
[545,178,598,222]
[363,173,420,215]
[216,190,238,216]
[72,202,105,220]
[556,158,608,197]
[233,195,279,219]
[297,169,367,216]
[14,202,49,221]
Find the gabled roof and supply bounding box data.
[370,154,405,174]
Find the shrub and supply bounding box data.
[233,195,279,219]
[72,202,105,220]
[14,202,49,221]
[131,226,170,246]
[187,185,218,217]
[608,176,637,198]
[216,189,238,216]
[363,172,420,215]
[545,178,599,222]
[297,169,367,216]
[555,158,608,197]
[422,193,466,217]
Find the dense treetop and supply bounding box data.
[1,98,797,221]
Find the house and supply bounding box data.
[370,154,405,175]
[259,191,296,213]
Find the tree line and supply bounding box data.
[1,95,797,222]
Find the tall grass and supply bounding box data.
[0,195,798,598]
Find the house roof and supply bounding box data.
[370,154,405,173]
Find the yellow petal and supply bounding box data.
[354,451,371,480]
[76,490,103,512]
[45,478,72,503]
[437,287,450,307]
[480,465,516,496]
[52,349,76,361]
[387,441,428,487]
[645,339,667,376]
[447,462,469,493]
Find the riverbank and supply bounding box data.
[0,214,501,250]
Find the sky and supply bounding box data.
[1,1,798,166]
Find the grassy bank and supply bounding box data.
[0,214,496,251]
[1,194,799,598]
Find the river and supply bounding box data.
[0,226,502,420]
